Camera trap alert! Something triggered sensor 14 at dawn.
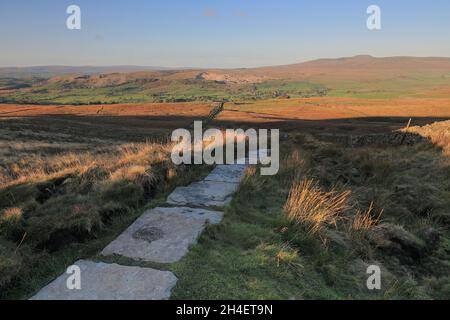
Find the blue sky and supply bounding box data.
[0,0,449,67]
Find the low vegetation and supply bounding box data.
[351,202,383,232]
[284,179,351,235]
[171,121,450,299]
[407,120,450,155]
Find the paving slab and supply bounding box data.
[101,207,222,263]
[205,164,248,183]
[154,206,224,224]
[167,180,239,207]
[30,260,177,300]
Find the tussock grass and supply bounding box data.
[274,242,304,277]
[351,202,383,232]
[0,207,24,241]
[407,120,450,156]
[0,142,170,188]
[284,179,351,234]
[0,207,23,221]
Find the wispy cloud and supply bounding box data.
[235,10,247,18]
[203,8,217,17]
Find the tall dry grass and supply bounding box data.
[407,120,450,156]
[351,202,383,231]
[0,207,22,222]
[0,142,172,188]
[429,132,450,157]
[281,149,308,179]
[284,179,351,234]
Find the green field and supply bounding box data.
[1,71,448,105]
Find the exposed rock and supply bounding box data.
[195,72,268,84]
[370,223,427,262]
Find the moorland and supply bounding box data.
[1,55,449,299]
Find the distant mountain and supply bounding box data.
[0,66,175,78]
[230,55,450,81]
[2,55,450,81]
[152,55,450,84]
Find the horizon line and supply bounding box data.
[1,54,450,71]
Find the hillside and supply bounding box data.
[0,56,449,104]
[251,55,450,80]
[0,66,173,78]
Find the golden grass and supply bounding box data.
[0,142,171,189]
[407,120,450,156]
[0,103,213,120]
[110,164,159,187]
[244,166,257,178]
[0,207,22,222]
[284,179,351,234]
[351,202,383,231]
[218,98,450,122]
[424,132,450,157]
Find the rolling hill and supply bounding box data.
[0,55,449,104]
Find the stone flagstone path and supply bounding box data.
[100,207,223,263]
[30,260,177,300]
[30,154,264,300]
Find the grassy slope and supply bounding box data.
[169,135,450,300]
[325,74,450,99]
[0,78,330,104]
